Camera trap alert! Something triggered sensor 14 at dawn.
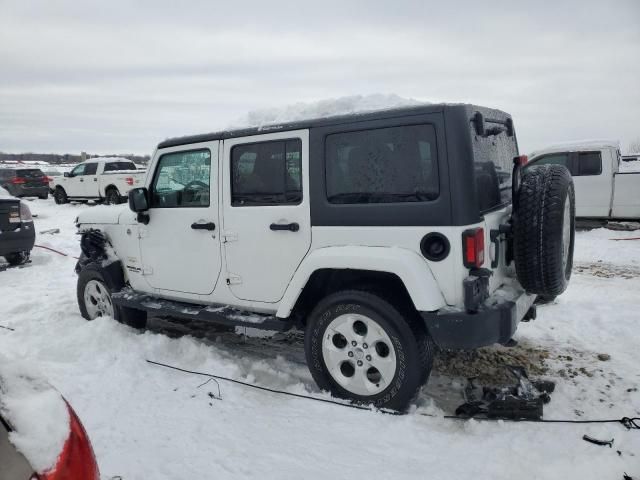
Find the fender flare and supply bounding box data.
[276,246,447,318]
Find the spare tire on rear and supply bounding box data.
[513,164,575,297]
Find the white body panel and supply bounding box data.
[529,141,639,220]
[52,159,145,199]
[276,245,447,318]
[221,130,311,303]
[612,173,640,218]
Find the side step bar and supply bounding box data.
[111,288,293,332]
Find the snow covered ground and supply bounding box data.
[1,198,639,479]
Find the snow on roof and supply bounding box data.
[530,139,620,158]
[230,93,426,130]
[0,356,70,473]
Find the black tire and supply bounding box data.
[54,187,68,204]
[4,251,30,266]
[514,164,575,297]
[105,188,121,205]
[304,289,434,411]
[77,263,147,329]
[39,193,49,200]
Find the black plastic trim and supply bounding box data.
[421,300,518,350]
[420,232,450,262]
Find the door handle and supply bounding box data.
[191,222,216,231]
[270,222,299,232]
[80,178,84,182]
[94,178,98,182]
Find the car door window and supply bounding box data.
[83,163,98,175]
[576,152,602,176]
[231,139,302,206]
[530,153,570,169]
[71,164,86,176]
[150,149,211,208]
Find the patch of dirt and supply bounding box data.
[434,343,550,384]
[574,261,640,279]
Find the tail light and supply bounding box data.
[515,155,528,166]
[11,177,26,184]
[19,202,32,222]
[462,228,485,268]
[125,177,134,186]
[44,176,53,184]
[36,403,100,480]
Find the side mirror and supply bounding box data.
[64,172,70,177]
[128,187,149,213]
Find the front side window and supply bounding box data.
[576,151,602,176]
[71,164,86,176]
[150,149,211,208]
[231,139,302,206]
[531,153,570,168]
[325,124,439,204]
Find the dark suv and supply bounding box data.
[0,187,35,266]
[0,168,49,199]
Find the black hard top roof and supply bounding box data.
[157,103,488,149]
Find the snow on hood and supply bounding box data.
[76,204,132,225]
[0,356,70,473]
[229,93,427,130]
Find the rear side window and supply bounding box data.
[576,152,602,176]
[325,124,438,204]
[231,139,302,206]
[104,161,137,172]
[16,169,44,178]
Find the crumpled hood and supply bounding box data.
[76,205,136,225]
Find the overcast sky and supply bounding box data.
[1,0,639,155]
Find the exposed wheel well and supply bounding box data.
[105,185,119,194]
[289,269,417,328]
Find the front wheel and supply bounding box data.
[4,251,30,266]
[54,187,68,204]
[77,263,147,329]
[304,290,434,411]
[105,188,121,205]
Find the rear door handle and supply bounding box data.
[191,222,216,231]
[270,222,299,232]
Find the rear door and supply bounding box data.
[139,143,222,295]
[15,169,46,192]
[221,130,311,303]
[570,150,610,217]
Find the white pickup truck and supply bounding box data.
[52,158,145,205]
[528,140,640,220]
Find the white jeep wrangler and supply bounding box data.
[75,104,575,410]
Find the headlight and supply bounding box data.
[19,202,33,222]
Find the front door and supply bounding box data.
[222,130,311,303]
[139,143,222,295]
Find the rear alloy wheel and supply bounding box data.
[305,290,434,411]
[54,187,68,204]
[4,251,30,266]
[105,188,121,205]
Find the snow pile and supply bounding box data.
[0,355,69,472]
[230,94,426,130]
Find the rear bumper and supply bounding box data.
[421,285,536,350]
[0,222,35,256]
[7,185,49,197]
